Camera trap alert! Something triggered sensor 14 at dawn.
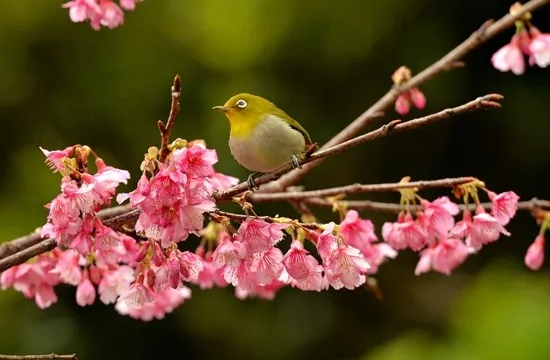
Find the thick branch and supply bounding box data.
[258,0,549,192]
[158,75,181,163]
[248,177,475,202]
[0,355,77,360]
[303,197,550,213]
[215,94,502,201]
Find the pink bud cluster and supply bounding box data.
[62,0,141,30]
[491,3,550,74]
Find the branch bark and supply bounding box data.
[0,354,77,360]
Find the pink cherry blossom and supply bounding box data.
[382,213,429,251]
[488,191,520,225]
[415,237,470,276]
[394,88,426,116]
[360,243,398,274]
[251,247,284,285]
[76,276,96,306]
[281,240,323,291]
[1,254,61,309]
[395,94,410,116]
[529,27,550,68]
[525,234,545,271]
[238,218,289,253]
[468,210,511,251]
[316,223,339,261]
[98,266,135,304]
[421,196,460,236]
[172,143,218,177]
[51,249,83,285]
[115,287,191,321]
[40,146,74,172]
[194,258,228,290]
[120,0,137,10]
[208,172,239,191]
[235,279,286,301]
[491,34,526,75]
[324,245,370,290]
[340,210,377,250]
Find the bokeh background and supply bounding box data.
[1,0,550,359]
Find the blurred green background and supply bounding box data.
[1,0,550,359]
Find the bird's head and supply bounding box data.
[213,93,277,132]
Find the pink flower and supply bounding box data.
[488,191,520,225]
[468,211,511,251]
[491,34,526,75]
[173,143,218,178]
[120,0,137,10]
[115,287,192,321]
[251,247,284,285]
[211,239,252,289]
[415,238,470,276]
[525,234,545,271]
[98,0,124,29]
[61,0,101,23]
[76,277,96,306]
[282,240,323,291]
[117,280,154,309]
[529,27,550,68]
[235,279,286,301]
[51,249,83,285]
[98,266,135,304]
[238,218,289,253]
[316,222,339,261]
[324,245,371,290]
[360,243,398,275]
[194,259,227,290]
[177,250,204,282]
[208,172,239,191]
[40,146,74,173]
[421,197,460,236]
[382,213,429,251]
[1,254,61,309]
[340,210,377,250]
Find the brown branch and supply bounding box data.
[248,177,476,202]
[158,75,182,163]
[215,94,502,201]
[257,0,549,192]
[0,354,77,360]
[302,197,550,213]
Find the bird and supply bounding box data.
[213,93,314,190]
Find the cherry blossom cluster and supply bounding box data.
[62,0,142,30]
[0,143,532,321]
[491,2,550,75]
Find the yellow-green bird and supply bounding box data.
[213,93,313,190]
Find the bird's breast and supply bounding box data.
[229,114,306,173]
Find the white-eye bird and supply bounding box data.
[213,93,313,190]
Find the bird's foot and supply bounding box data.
[291,155,301,169]
[247,172,260,191]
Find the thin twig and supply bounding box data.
[158,75,182,163]
[302,197,550,213]
[0,354,77,360]
[215,94,502,201]
[209,210,321,229]
[258,0,549,192]
[248,177,475,202]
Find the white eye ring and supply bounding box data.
[236,99,247,108]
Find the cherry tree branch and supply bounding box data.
[158,75,181,163]
[247,177,476,202]
[215,94,503,201]
[302,197,550,213]
[258,0,550,192]
[0,355,77,360]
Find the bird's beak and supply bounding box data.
[212,105,231,113]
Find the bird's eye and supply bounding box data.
[236,99,247,109]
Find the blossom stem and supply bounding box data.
[158,75,181,163]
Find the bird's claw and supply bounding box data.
[247,173,260,191]
[291,155,301,169]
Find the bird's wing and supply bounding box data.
[272,108,313,146]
